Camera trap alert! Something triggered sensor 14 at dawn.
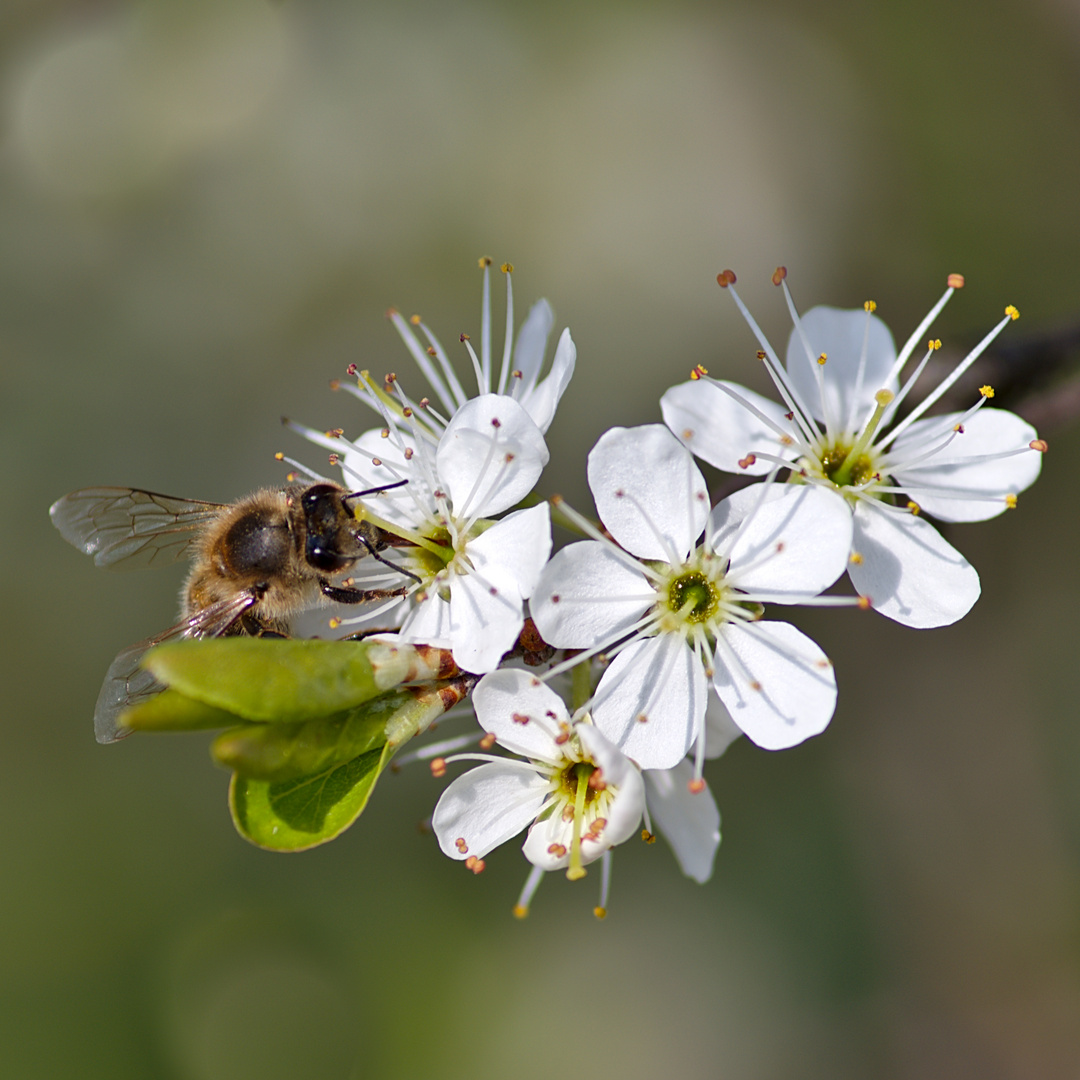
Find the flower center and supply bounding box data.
[667,571,719,623]
[818,443,877,489]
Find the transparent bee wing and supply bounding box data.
[50,487,224,570]
[95,592,258,743]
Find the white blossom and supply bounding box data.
[530,424,855,770]
[662,270,1045,628]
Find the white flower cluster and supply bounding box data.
[296,261,1045,916]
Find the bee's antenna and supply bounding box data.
[343,478,410,503]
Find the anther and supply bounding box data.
[402,407,413,418]
[548,843,567,857]
[419,397,430,408]
[636,712,648,724]
[479,256,492,268]
[716,269,737,287]
[929,339,941,351]
[454,836,468,853]
[1006,305,1019,320]
[1030,439,1048,452]
[757,350,767,361]
[772,266,787,285]
[594,907,607,920]
[1005,494,1018,509]
[749,680,762,692]
[864,300,877,312]
[404,448,414,460]
[817,353,827,366]
[328,453,339,465]
[491,417,502,429]
[432,758,448,778]
[385,372,397,384]
[690,364,708,380]
[513,369,523,379]
[346,363,358,376]
[738,453,757,469]
[459,333,469,344]
[856,595,872,610]
[641,829,656,844]
[501,263,513,274]
[947,273,965,289]
[274,452,284,461]
[687,778,706,794]
[979,385,995,398]
[328,617,342,629]
[409,314,421,326]
[465,856,486,874]
[329,379,340,391]
[907,501,922,515]
[513,905,529,919]
[480,733,497,750]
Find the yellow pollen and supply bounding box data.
[512,904,529,919]
[850,551,863,565]
[864,300,877,312]
[687,778,706,794]
[907,501,921,515]
[1030,439,1048,452]
[979,385,995,398]
[274,452,284,460]
[756,350,767,361]
[479,256,492,268]
[1006,305,1019,320]
[328,617,342,629]
[857,595,872,610]
[430,758,446,778]
[817,353,827,366]
[501,262,514,274]
[410,314,422,325]
[929,338,941,351]
[594,907,607,920]
[1005,493,1018,509]
[947,273,965,289]
[690,364,708,380]
[641,829,656,844]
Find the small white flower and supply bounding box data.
[530,424,855,769]
[432,670,645,881]
[662,269,1046,628]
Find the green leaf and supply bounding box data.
[229,742,395,851]
[119,688,245,733]
[143,638,388,722]
[210,690,413,781]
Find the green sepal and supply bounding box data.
[118,688,246,733]
[210,690,413,781]
[143,638,388,722]
[228,742,395,851]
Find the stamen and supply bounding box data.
[781,277,838,436]
[388,310,464,417]
[460,334,487,398]
[885,279,959,387]
[513,864,545,919]
[595,850,612,919]
[497,263,514,396]
[479,258,492,394]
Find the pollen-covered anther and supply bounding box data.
[285,472,298,482]
[856,595,872,610]
[749,680,762,692]
[329,379,340,391]
[513,369,523,379]
[864,300,877,313]
[385,372,397,384]
[327,453,340,466]
[930,338,942,351]
[641,829,656,844]
[717,269,737,287]
[772,266,787,285]
[682,428,695,441]
[953,424,965,434]
[947,273,965,289]
[501,262,513,274]
[465,856,486,874]
[1005,493,1018,509]
[513,905,529,919]
[907,501,922,515]
[1006,305,1019,320]
[817,353,827,366]
[459,333,469,343]
[402,407,414,418]
[757,350,767,361]
[594,907,607,920]
[979,385,995,399]
[274,451,284,461]
[479,733,496,750]
[687,778,707,794]
[549,594,561,604]
[490,417,502,429]
[419,397,430,408]
[432,758,448,779]
[324,428,344,438]
[775,541,786,553]
[328,617,342,629]
[690,364,708,380]
[554,723,571,745]
[404,448,414,460]
[504,452,515,465]
[587,771,607,791]
[478,255,492,268]
[636,712,648,724]
[489,586,498,596]
[454,836,468,853]
[547,843,567,857]
[346,363,358,376]
[738,453,757,469]
[1030,439,1048,452]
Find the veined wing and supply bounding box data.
[50,487,224,570]
[95,592,258,744]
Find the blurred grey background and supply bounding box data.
[3,0,1080,1077]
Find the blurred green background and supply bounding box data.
[3,0,1079,1076]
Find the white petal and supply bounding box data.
[433,761,549,860]
[398,591,453,649]
[710,483,853,596]
[465,503,552,600]
[713,621,836,750]
[472,670,568,765]
[704,694,742,759]
[848,499,980,628]
[661,379,794,476]
[644,760,721,883]
[785,306,898,434]
[510,298,554,388]
[587,424,709,560]
[890,408,1042,522]
[590,635,705,770]
[520,327,576,435]
[341,428,434,529]
[521,809,577,871]
[436,395,549,519]
[530,541,654,649]
[578,726,646,848]
[447,570,526,673]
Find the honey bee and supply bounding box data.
[50,481,416,743]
